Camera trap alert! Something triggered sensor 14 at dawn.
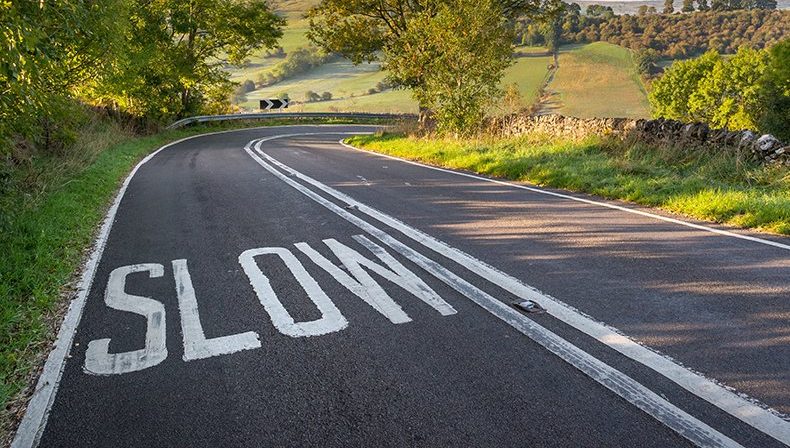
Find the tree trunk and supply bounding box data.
[418,105,435,133]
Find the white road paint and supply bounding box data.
[239,247,348,337]
[274,139,790,445]
[338,140,790,251]
[254,134,790,446]
[84,264,168,375]
[295,241,411,324]
[172,259,262,361]
[246,136,744,448]
[297,237,455,322]
[11,125,376,448]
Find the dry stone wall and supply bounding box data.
[490,114,788,165]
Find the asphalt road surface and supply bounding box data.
[13,125,790,448]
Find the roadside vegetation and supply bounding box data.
[347,132,790,235]
[0,116,395,441]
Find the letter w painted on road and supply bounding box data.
[296,235,455,324]
[239,237,456,338]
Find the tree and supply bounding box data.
[1,0,128,153]
[385,0,515,133]
[649,47,774,131]
[711,0,728,10]
[649,51,720,122]
[321,91,333,101]
[307,0,558,128]
[756,39,790,140]
[664,0,675,13]
[94,0,284,119]
[697,0,711,10]
[682,0,695,11]
[753,0,778,8]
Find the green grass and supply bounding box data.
[550,42,650,118]
[0,116,399,441]
[237,50,552,114]
[347,133,790,235]
[501,50,553,108]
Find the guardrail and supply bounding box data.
[166,112,417,130]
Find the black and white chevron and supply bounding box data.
[259,98,289,110]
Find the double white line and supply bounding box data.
[247,133,790,448]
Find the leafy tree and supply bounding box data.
[688,47,767,129]
[664,0,675,13]
[711,0,728,10]
[697,0,711,10]
[93,0,284,119]
[634,48,660,75]
[1,0,127,153]
[682,0,695,11]
[650,47,776,131]
[304,91,320,102]
[756,39,790,140]
[307,0,557,128]
[321,91,333,101]
[385,0,515,133]
[649,51,720,122]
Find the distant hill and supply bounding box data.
[574,0,790,14]
[270,0,789,18]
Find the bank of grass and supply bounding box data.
[552,43,650,118]
[0,116,393,441]
[346,132,790,235]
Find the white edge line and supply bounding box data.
[254,133,790,445]
[248,136,742,448]
[10,124,376,448]
[338,140,790,251]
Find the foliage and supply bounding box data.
[306,0,559,131]
[0,0,127,158]
[523,7,789,59]
[756,39,790,141]
[649,46,778,131]
[387,0,515,133]
[257,46,332,87]
[89,0,284,119]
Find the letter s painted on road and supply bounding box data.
[84,264,168,375]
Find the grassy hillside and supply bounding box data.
[237,49,553,114]
[550,42,650,118]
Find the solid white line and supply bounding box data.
[253,133,790,445]
[10,124,376,448]
[338,140,790,251]
[247,136,742,448]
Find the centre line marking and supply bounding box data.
[250,133,790,447]
[246,134,743,448]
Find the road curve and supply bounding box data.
[15,126,789,448]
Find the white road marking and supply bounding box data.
[295,240,413,324]
[247,136,744,448]
[338,141,790,251]
[84,264,168,375]
[255,133,790,446]
[11,125,376,448]
[172,259,262,361]
[239,247,348,337]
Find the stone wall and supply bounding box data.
[489,114,788,165]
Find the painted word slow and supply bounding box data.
[84,235,456,375]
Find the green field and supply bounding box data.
[550,42,650,118]
[236,49,552,114]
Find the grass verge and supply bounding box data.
[0,116,392,443]
[346,132,790,235]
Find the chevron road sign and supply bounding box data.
[260,98,289,110]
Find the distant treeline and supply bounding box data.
[516,7,788,59]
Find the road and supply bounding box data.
[13,125,790,447]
